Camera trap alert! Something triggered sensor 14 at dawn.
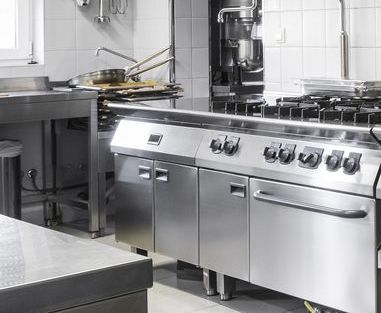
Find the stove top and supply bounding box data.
[211,95,381,125]
[269,96,381,124]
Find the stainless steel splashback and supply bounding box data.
[0,77,50,92]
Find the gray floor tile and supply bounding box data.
[191,304,241,313]
[57,224,307,313]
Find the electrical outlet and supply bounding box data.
[27,169,38,179]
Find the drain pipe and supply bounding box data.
[339,0,349,79]
[217,0,258,23]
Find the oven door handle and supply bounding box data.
[253,191,368,219]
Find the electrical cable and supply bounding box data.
[22,175,87,194]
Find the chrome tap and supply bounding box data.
[94,47,138,64]
[217,0,258,23]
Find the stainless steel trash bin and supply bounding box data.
[0,141,22,219]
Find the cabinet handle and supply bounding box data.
[138,166,151,180]
[230,183,246,198]
[253,191,367,219]
[155,168,169,182]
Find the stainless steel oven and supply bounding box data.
[250,178,377,313]
[110,106,381,311]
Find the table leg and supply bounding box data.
[98,172,107,234]
[88,100,100,238]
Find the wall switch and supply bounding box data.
[275,28,285,44]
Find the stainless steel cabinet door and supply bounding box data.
[115,155,154,251]
[199,169,249,281]
[250,178,376,313]
[154,162,199,265]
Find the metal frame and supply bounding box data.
[0,93,103,237]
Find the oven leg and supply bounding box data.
[203,269,218,296]
[217,273,236,301]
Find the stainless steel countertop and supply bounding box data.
[0,215,152,313]
[0,89,98,124]
[0,89,98,105]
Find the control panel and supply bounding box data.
[262,142,362,175]
[210,135,240,156]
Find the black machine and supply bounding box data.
[210,0,264,98]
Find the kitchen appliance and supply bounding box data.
[210,0,264,98]
[299,78,381,98]
[110,102,381,312]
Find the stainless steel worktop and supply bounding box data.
[0,89,98,124]
[0,89,98,105]
[0,215,152,313]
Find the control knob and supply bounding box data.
[298,147,324,169]
[325,150,344,172]
[223,137,240,156]
[278,144,296,165]
[263,143,281,163]
[342,153,362,175]
[209,136,226,154]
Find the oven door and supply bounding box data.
[250,178,377,313]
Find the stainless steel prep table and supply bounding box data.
[0,88,104,237]
[0,215,152,313]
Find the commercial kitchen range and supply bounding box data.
[108,97,381,313]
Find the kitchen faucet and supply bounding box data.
[95,47,138,64]
[217,0,258,23]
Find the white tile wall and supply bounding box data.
[175,0,209,98]
[0,0,170,82]
[129,0,170,81]
[263,0,381,95]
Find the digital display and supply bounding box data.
[147,134,163,145]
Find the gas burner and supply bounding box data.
[269,95,381,125]
[211,97,265,116]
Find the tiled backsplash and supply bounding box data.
[264,0,381,95]
[0,0,170,82]
[131,0,170,81]
[174,0,209,98]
